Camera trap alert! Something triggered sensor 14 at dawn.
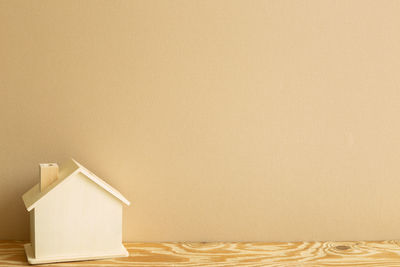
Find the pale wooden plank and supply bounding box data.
[1,240,400,266]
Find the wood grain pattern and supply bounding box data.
[1,240,400,266]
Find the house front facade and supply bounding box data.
[22,159,130,264]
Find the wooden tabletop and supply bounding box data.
[1,240,400,266]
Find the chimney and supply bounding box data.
[39,163,59,192]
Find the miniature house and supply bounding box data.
[22,159,130,264]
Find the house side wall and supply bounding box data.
[34,172,123,258]
[30,209,35,257]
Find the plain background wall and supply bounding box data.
[1,0,400,242]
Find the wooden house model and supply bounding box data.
[22,159,130,264]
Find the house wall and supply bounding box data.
[29,210,35,258]
[3,0,400,242]
[34,173,122,258]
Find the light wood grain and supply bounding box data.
[1,240,400,266]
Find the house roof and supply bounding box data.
[22,159,130,211]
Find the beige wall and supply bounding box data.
[1,0,400,242]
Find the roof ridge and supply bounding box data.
[22,159,130,211]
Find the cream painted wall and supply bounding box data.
[1,0,400,242]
